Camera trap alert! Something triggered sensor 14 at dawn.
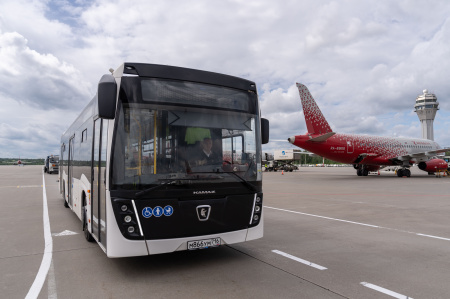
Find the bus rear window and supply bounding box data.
[141,79,253,112]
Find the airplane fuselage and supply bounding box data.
[291,133,442,166]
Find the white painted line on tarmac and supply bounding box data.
[415,233,450,241]
[52,230,78,237]
[265,206,380,227]
[265,206,450,242]
[361,282,413,298]
[272,250,327,270]
[25,173,54,299]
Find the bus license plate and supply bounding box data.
[187,238,221,250]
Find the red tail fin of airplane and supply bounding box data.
[296,83,333,135]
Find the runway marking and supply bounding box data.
[25,173,54,299]
[264,206,450,242]
[361,282,413,298]
[272,250,327,270]
[17,185,43,188]
[415,233,450,241]
[52,230,78,237]
[0,185,43,189]
[265,191,449,198]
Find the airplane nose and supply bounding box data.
[288,136,295,144]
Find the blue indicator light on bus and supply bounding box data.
[142,207,153,218]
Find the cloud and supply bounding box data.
[0,96,76,158]
[1,0,450,158]
[0,31,92,110]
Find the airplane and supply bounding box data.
[15,158,24,166]
[288,83,448,177]
[9,156,27,166]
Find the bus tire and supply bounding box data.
[83,205,95,242]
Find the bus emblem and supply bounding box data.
[196,205,211,221]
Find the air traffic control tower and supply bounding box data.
[414,89,439,140]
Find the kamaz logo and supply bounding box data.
[193,190,216,195]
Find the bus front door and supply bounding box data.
[68,136,74,207]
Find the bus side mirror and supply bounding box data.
[261,118,269,144]
[98,74,117,119]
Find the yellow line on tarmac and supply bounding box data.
[18,185,43,188]
[0,185,44,189]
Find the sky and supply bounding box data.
[1,0,450,158]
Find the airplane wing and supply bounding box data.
[392,149,447,163]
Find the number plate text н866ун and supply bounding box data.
[187,238,221,250]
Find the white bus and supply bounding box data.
[60,63,269,257]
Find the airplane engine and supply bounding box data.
[418,159,448,172]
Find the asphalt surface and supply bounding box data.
[1,165,450,298]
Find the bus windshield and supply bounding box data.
[111,102,260,191]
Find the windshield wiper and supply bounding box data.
[190,168,256,192]
[134,179,180,198]
[188,168,258,193]
[222,171,258,192]
[134,174,222,198]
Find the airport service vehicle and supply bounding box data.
[263,150,317,172]
[288,83,447,177]
[44,155,59,174]
[272,150,300,172]
[60,63,269,257]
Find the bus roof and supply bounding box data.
[114,62,257,92]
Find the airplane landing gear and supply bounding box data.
[397,168,411,177]
[356,166,369,176]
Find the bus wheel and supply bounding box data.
[83,205,95,242]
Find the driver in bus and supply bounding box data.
[192,137,221,166]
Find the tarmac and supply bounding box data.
[1,165,450,298]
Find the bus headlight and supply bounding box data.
[112,198,144,240]
[250,193,263,227]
